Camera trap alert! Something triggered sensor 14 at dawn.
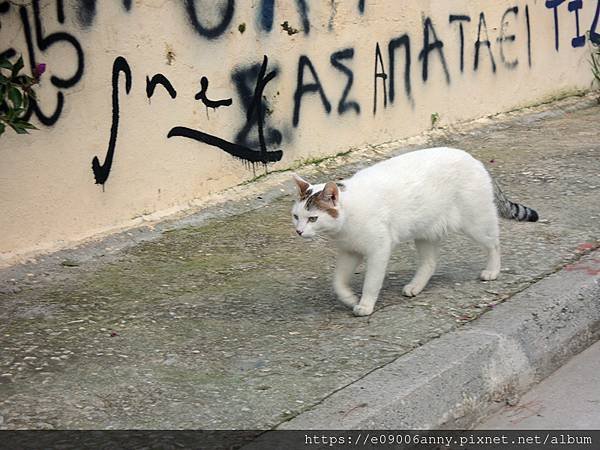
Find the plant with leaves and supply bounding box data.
[0,55,45,136]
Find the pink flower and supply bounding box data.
[33,63,46,78]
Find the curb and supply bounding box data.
[277,249,600,430]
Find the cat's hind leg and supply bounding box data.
[479,242,501,281]
[333,251,363,308]
[462,218,501,281]
[403,239,440,297]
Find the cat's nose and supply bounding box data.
[296,229,303,236]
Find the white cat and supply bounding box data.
[291,147,538,316]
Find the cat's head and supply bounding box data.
[291,174,343,238]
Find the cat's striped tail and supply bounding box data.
[492,179,539,222]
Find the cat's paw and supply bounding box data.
[338,294,359,308]
[480,270,499,281]
[402,283,423,297]
[353,304,374,316]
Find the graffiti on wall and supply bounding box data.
[91,56,131,186]
[546,0,600,49]
[168,54,284,166]
[1,0,599,187]
[0,0,84,126]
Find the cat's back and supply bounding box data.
[339,147,493,239]
[348,147,482,188]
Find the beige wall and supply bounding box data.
[0,0,597,265]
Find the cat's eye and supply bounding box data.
[308,216,318,223]
[293,214,299,220]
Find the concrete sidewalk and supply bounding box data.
[0,95,599,430]
[477,340,600,429]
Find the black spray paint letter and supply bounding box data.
[185,0,235,39]
[330,48,360,115]
[258,0,310,34]
[246,55,278,163]
[497,6,519,69]
[568,0,585,47]
[589,0,600,44]
[19,0,85,126]
[146,74,177,99]
[449,15,471,73]
[92,56,132,186]
[76,0,132,28]
[526,4,532,66]
[232,61,281,151]
[195,76,233,108]
[546,0,564,51]
[373,42,388,114]
[474,12,496,72]
[418,17,450,84]
[388,34,412,104]
[0,1,16,61]
[293,55,331,127]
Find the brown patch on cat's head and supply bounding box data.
[305,182,339,218]
[301,188,313,201]
[293,174,312,200]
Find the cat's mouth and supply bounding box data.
[295,229,316,239]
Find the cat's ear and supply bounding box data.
[292,174,311,197]
[320,182,339,206]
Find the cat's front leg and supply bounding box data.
[353,247,391,316]
[333,251,363,308]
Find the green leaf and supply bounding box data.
[0,59,12,70]
[13,119,37,130]
[8,86,22,109]
[12,56,24,78]
[9,122,29,134]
